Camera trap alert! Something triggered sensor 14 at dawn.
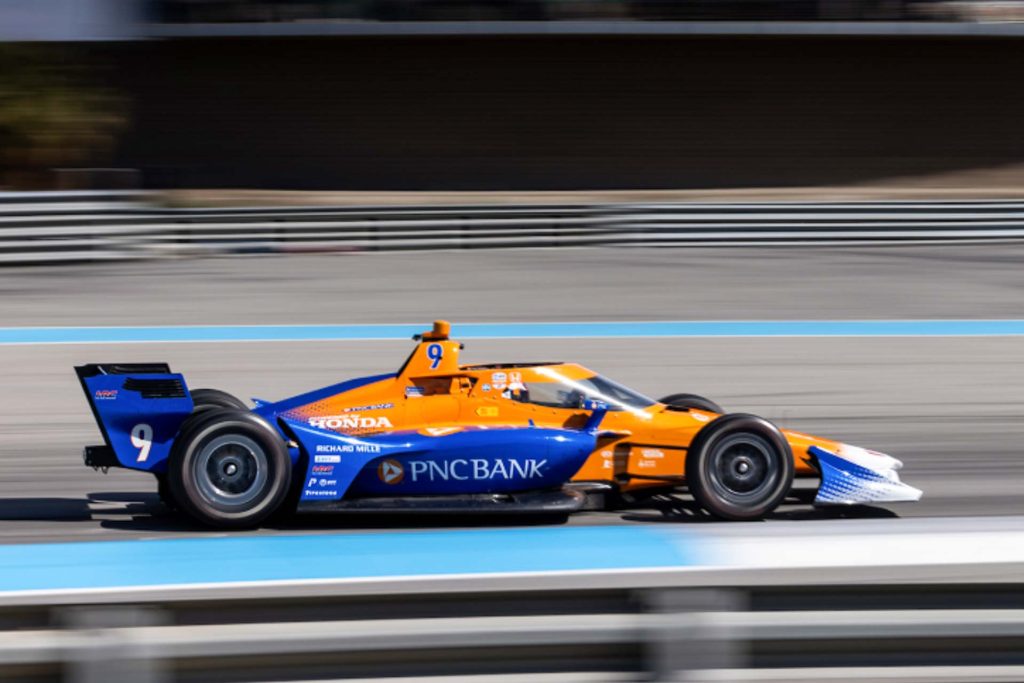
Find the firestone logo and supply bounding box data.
[94,389,118,400]
[309,415,393,431]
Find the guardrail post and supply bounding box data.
[60,606,169,683]
[642,588,747,682]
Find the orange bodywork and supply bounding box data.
[286,321,834,491]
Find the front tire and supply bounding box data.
[686,414,794,521]
[167,409,291,529]
[660,393,724,414]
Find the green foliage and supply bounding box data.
[0,46,125,188]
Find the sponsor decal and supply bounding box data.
[309,415,393,431]
[481,384,491,392]
[508,371,526,392]
[303,489,338,498]
[405,385,424,398]
[311,465,334,474]
[93,389,118,400]
[475,406,499,417]
[601,449,615,469]
[314,454,341,463]
[405,458,547,483]
[491,372,507,389]
[304,474,340,499]
[640,449,665,459]
[692,413,710,423]
[342,403,394,413]
[637,459,657,469]
[315,443,380,454]
[378,459,405,484]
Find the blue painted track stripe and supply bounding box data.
[2,320,1024,344]
[0,527,698,593]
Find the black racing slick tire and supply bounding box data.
[156,474,177,512]
[156,387,246,514]
[190,388,248,413]
[659,393,724,414]
[686,413,794,521]
[167,409,291,529]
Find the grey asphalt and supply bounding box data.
[4,243,1024,325]
[0,246,1022,543]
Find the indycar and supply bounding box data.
[75,320,921,528]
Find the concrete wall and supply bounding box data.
[104,35,1024,190]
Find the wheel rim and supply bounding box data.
[193,434,269,509]
[706,433,779,503]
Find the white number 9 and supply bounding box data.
[131,423,153,462]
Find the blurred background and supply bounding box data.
[3,2,1024,682]
[4,0,1024,193]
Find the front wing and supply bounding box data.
[810,445,923,505]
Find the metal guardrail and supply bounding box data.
[5,581,1024,682]
[143,0,1024,28]
[4,520,1024,681]
[4,192,1024,264]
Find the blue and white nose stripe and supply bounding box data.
[810,445,923,505]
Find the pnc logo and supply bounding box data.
[378,459,404,485]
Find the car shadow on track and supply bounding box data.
[0,492,212,533]
[615,492,899,524]
[0,490,895,536]
[0,492,210,533]
[71,493,576,534]
[0,497,96,522]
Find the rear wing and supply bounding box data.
[75,364,194,472]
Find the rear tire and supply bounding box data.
[686,413,794,521]
[660,393,724,414]
[191,388,247,413]
[155,473,177,512]
[168,409,291,529]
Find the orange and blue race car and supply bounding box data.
[76,320,921,528]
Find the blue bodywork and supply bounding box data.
[79,369,193,472]
[810,445,890,501]
[286,421,596,502]
[808,444,922,505]
[251,373,394,422]
[78,365,599,506]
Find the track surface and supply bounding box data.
[1,246,1022,543]
[4,244,1024,325]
